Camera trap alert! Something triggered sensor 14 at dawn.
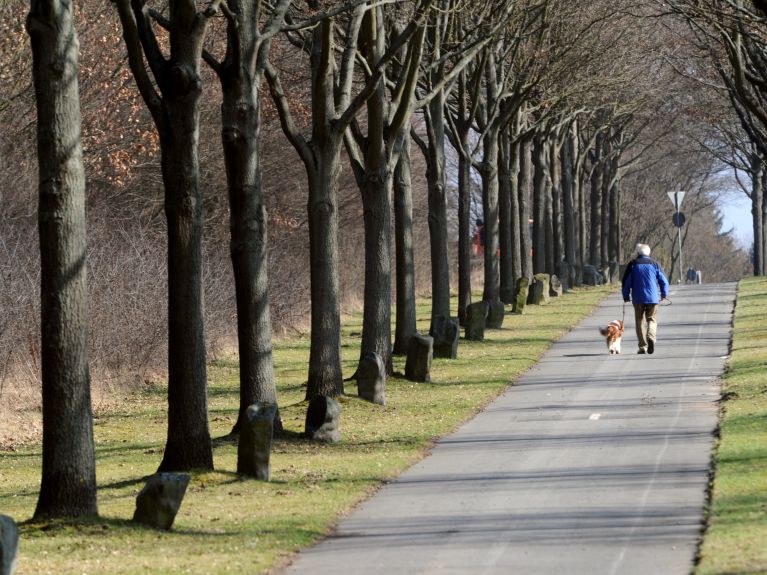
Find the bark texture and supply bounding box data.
[115,0,216,471]
[28,0,98,518]
[393,135,416,355]
[217,30,278,433]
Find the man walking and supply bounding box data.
[622,243,670,354]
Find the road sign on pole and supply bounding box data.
[667,191,686,210]
[667,191,686,282]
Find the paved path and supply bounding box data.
[280,283,736,575]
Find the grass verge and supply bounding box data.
[0,286,611,574]
[696,277,767,574]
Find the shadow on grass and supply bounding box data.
[19,514,259,538]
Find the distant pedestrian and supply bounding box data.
[696,270,702,284]
[622,243,670,354]
[686,267,696,284]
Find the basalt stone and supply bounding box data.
[573,263,584,286]
[486,300,505,329]
[608,261,620,284]
[237,402,277,480]
[405,333,433,382]
[528,273,550,305]
[0,515,18,575]
[536,273,551,303]
[356,352,386,405]
[133,473,190,530]
[431,315,459,359]
[582,264,603,286]
[305,396,341,442]
[556,260,571,292]
[464,301,487,341]
[513,276,530,314]
[549,274,563,297]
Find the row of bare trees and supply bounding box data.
[659,1,767,274]
[17,0,755,520]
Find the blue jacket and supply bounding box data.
[621,256,670,304]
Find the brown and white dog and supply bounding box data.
[599,320,624,354]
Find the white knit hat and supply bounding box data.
[636,243,651,257]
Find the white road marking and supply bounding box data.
[589,413,601,420]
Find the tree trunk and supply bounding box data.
[219,64,278,435]
[576,140,587,285]
[608,158,621,266]
[600,138,612,269]
[360,170,392,370]
[454,70,474,324]
[457,129,473,324]
[550,138,563,272]
[114,0,214,473]
[306,140,345,399]
[356,8,392,372]
[158,96,214,472]
[509,121,523,288]
[519,134,533,278]
[425,92,452,328]
[481,124,501,303]
[752,152,764,276]
[562,124,577,276]
[393,134,416,355]
[544,139,555,275]
[29,0,98,518]
[533,130,547,274]
[762,164,767,276]
[498,121,514,304]
[589,135,603,267]
[264,16,346,400]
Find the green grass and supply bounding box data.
[696,277,767,575]
[0,286,612,574]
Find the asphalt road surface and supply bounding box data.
[280,283,736,575]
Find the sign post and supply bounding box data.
[667,191,686,283]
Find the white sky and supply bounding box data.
[720,193,753,249]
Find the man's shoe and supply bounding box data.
[648,339,655,354]
[637,349,646,354]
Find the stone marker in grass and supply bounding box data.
[356,352,386,405]
[513,276,530,314]
[528,273,551,305]
[609,261,620,284]
[550,274,563,297]
[431,315,459,359]
[238,402,278,480]
[133,473,190,530]
[557,261,571,293]
[486,300,505,329]
[0,515,18,575]
[465,301,487,341]
[305,396,341,442]
[583,264,603,286]
[405,333,433,382]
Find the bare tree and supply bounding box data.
[204,0,292,437]
[114,0,217,471]
[344,2,430,371]
[661,0,767,273]
[27,0,98,517]
[266,1,411,400]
